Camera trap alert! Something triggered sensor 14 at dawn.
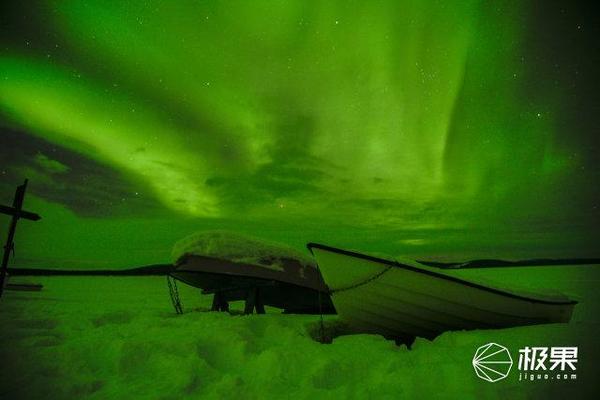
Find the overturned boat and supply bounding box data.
[169,231,335,314]
[308,243,577,340]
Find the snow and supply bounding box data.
[172,230,316,272]
[0,265,599,399]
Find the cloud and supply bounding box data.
[0,0,598,265]
[34,153,69,174]
[0,127,168,217]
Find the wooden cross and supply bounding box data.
[0,179,41,298]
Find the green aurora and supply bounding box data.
[0,0,598,268]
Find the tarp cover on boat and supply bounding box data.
[172,230,316,272]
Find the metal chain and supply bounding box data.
[329,265,394,294]
[317,288,325,342]
[313,263,393,343]
[167,275,183,314]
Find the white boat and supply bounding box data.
[308,243,577,340]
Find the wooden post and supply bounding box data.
[255,290,265,314]
[243,286,265,314]
[0,180,41,298]
[243,287,256,314]
[211,291,229,312]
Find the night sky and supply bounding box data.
[1,0,598,268]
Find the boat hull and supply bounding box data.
[171,255,335,314]
[308,243,576,339]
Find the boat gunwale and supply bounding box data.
[170,269,323,294]
[172,254,328,292]
[307,243,578,306]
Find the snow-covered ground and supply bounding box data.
[1,265,599,399]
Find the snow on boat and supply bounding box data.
[169,231,335,314]
[307,243,577,340]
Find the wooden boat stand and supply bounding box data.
[205,281,274,314]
